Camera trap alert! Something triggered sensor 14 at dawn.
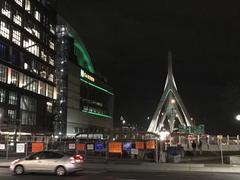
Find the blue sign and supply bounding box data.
[123,142,132,152]
[95,142,105,152]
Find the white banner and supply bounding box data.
[16,143,25,153]
[87,144,94,150]
[69,144,75,150]
[0,144,5,150]
[131,148,138,155]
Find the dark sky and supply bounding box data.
[57,0,240,135]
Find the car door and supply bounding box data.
[23,152,43,172]
[37,151,64,172]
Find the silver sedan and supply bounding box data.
[10,151,84,176]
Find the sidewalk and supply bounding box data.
[1,158,240,173]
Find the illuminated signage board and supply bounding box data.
[80,69,95,82]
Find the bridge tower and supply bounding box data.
[147,52,193,133]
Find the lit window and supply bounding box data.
[1,1,11,18]
[21,74,38,93]
[49,40,55,50]
[47,101,53,112]
[9,92,18,105]
[8,110,17,120]
[12,30,21,46]
[23,38,39,56]
[10,69,19,86]
[39,81,46,96]
[0,21,10,39]
[13,10,22,26]
[48,73,54,82]
[47,85,53,98]
[25,0,31,12]
[15,0,22,7]
[49,56,54,66]
[0,64,7,83]
[49,24,55,34]
[34,10,40,21]
[24,22,40,39]
[0,89,6,103]
[41,51,47,61]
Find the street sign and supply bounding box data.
[32,142,44,153]
[0,144,5,150]
[95,142,105,152]
[16,143,25,153]
[69,144,75,150]
[87,144,94,150]
[131,148,138,155]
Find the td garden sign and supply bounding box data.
[80,69,95,82]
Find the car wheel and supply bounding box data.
[55,166,66,176]
[14,165,24,175]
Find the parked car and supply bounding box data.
[10,151,84,176]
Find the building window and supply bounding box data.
[49,24,55,34]
[1,1,11,18]
[20,95,36,126]
[15,0,23,7]
[48,56,54,66]
[13,10,22,26]
[24,21,40,39]
[11,49,20,66]
[34,10,40,22]
[49,40,55,50]
[47,101,52,113]
[25,0,31,13]
[0,21,10,39]
[23,38,39,56]
[39,81,46,96]
[47,85,53,98]
[9,92,18,105]
[41,50,47,61]
[12,30,21,46]
[0,42,8,60]
[0,89,6,103]
[10,69,19,86]
[8,110,17,120]
[0,64,7,83]
[48,73,54,82]
[22,74,38,93]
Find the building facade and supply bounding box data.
[55,21,114,137]
[0,0,57,139]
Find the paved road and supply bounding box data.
[0,168,240,180]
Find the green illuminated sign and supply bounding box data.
[81,110,112,119]
[68,32,95,73]
[80,78,114,95]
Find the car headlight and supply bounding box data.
[11,159,20,165]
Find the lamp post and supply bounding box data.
[236,114,240,121]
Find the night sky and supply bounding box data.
[57,0,240,135]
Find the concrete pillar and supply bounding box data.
[237,135,239,145]
[227,135,229,145]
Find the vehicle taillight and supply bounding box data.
[69,157,76,164]
[73,154,84,163]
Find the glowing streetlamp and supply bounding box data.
[236,114,240,121]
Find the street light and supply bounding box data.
[236,114,240,121]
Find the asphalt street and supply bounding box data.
[0,168,240,180]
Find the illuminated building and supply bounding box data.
[0,0,57,138]
[55,18,114,137]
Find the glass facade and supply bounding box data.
[0,0,57,135]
